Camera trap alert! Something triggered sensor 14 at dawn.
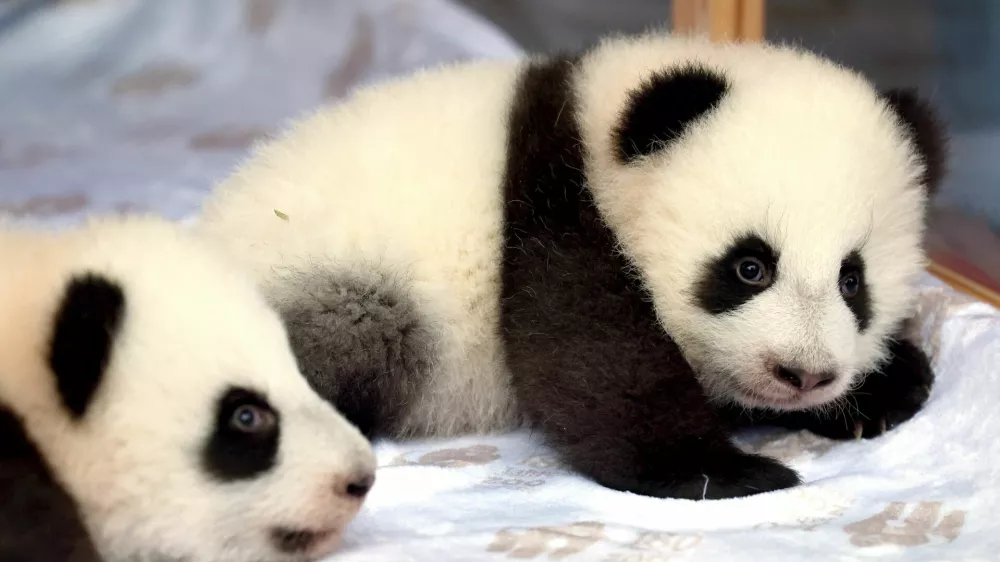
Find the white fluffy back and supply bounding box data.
[0,215,375,561]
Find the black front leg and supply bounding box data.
[504,310,801,500]
[724,337,934,440]
[499,188,801,499]
[499,57,799,500]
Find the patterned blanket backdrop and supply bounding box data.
[1,1,997,561]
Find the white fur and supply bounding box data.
[198,60,526,437]
[196,33,930,433]
[0,215,376,562]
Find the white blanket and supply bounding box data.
[1,2,996,560]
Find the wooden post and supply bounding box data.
[671,0,765,42]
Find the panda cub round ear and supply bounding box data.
[880,88,948,197]
[613,64,730,164]
[48,274,126,420]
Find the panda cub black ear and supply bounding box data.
[881,88,948,197]
[48,274,126,419]
[613,64,729,164]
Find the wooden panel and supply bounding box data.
[707,0,739,42]
[671,0,766,42]
[671,0,706,35]
[927,260,1000,308]
[738,0,766,41]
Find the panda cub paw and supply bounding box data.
[809,337,934,441]
[661,452,801,500]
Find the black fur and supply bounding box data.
[881,88,948,197]
[723,337,934,439]
[48,274,125,420]
[695,234,779,315]
[840,250,872,332]
[271,528,321,555]
[613,64,729,163]
[201,387,280,481]
[278,268,433,438]
[498,57,799,500]
[0,406,101,562]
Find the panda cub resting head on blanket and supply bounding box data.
[0,216,375,561]
[197,32,944,501]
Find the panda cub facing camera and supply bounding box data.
[197,32,943,500]
[0,216,375,561]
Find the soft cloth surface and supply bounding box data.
[1,2,997,561]
[0,0,519,225]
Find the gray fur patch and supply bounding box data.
[276,268,436,437]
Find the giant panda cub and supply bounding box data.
[197,32,944,501]
[0,216,376,561]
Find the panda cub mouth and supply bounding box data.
[270,526,336,555]
[734,386,811,409]
[731,372,841,411]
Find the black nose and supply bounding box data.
[775,366,835,392]
[343,471,375,499]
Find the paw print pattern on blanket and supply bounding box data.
[388,444,501,468]
[603,531,702,562]
[188,126,273,151]
[486,522,703,561]
[487,522,606,559]
[843,501,966,547]
[0,193,90,217]
[480,454,569,490]
[480,467,550,490]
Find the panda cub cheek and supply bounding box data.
[200,386,376,559]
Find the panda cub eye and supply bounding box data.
[230,404,276,433]
[839,269,862,297]
[734,256,771,287]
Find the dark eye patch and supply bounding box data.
[839,250,871,331]
[201,386,280,482]
[695,234,779,314]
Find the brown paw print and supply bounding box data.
[606,531,702,561]
[388,444,501,468]
[487,522,605,560]
[480,467,549,491]
[844,501,966,548]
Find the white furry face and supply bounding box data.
[578,36,936,412]
[0,218,376,562]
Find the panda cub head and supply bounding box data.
[581,36,945,412]
[0,216,375,561]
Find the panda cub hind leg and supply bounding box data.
[275,267,436,438]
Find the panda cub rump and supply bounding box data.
[198,32,943,500]
[0,216,376,562]
[198,59,527,439]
